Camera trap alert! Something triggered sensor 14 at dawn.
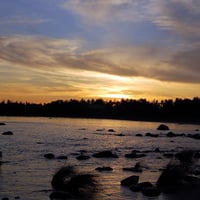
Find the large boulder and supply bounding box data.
[121,175,139,186]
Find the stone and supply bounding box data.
[44,153,55,159]
[121,175,139,186]
[95,166,113,172]
[157,124,169,130]
[2,131,13,135]
[92,151,118,158]
[142,186,161,197]
[76,155,90,160]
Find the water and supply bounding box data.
[0,117,200,200]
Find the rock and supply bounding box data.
[130,182,153,192]
[123,167,143,173]
[157,124,169,130]
[175,150,194,163]
[95,166,113,172]
[163,153,174,158]
[92,151,118,158]
[121,175,139,186]
[155,148,160,152]
[125,151,146,159]
[56,155,68,160]
[108,129,115,132]
[142,186,161,197]
[145,132,159,137]
[2,131,13,135]
[136,133,143,137]
[157,164,186,187]
[0,122,6,125]
[123,162,143,173]
[187,133,200,140]
[76,155,90,160]
[44,153,55,159]
[167,132,185,137]
[2,198,9,200]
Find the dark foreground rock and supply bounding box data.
[2,131,13,135]
[157,124,169,130]
[0,122,6,125]
[121,175,139,186]
[51,166,97,198]
[141,186,161,197]
[92,151,118,158]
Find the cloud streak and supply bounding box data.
[62,0,200,36]
[0,35,200,83]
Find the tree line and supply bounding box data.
[0,97,200,123]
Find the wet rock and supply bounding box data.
[2,198,9,200]
[163,153,174,158]
[44,153,55,159]
[125,151,146,159]
[142,186,161,197]
[187,133,200,140]
[167,132,185,137]
[130,182,153,192]
[175,150,194,163]
[136,133,143,137]
[157,163,186,188]
[95,166,113,172]
[2,131,13,135]
[121,175,139,186]
[92,150,118,158]
[155,148,160,152]
[0,122,6,125]
[14,197,20,199]
[108,129,115,132]
[123,162,143,173]
[96,128,105,132]
[76,155,90,160]
[157,124,169,130]
[145,132,159,137]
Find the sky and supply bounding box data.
[0,0,200,103]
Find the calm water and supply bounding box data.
[0,117,200,200]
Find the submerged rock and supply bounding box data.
[157,124,169,130]
[76,155,90,160]
[44,153,55,159]
[92,150,118,158]
[2,131,13,135]
[145,132,159,137]
[121,175,139,186]
[141,186,161,197]
[95,166,113,172]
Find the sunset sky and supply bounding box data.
[0,0,200,103]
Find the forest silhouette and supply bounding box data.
[0,97,200,123]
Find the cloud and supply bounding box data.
[61,0,200,36]
[0,16,49,25]
[0,35,200,84]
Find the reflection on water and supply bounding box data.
[0,117,200,200]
